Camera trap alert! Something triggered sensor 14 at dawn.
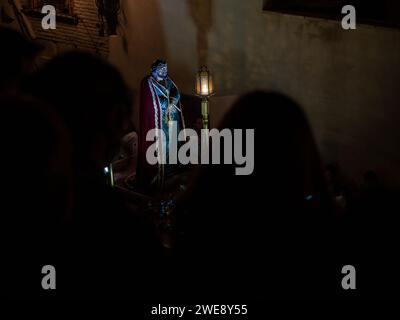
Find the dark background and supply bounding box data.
[264,0,400,28]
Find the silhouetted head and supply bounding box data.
[0,27,41,92]
[198,91,328,210]
[184,91,332,242]
[24,51,133,171]
[0,94,72,228]
[180,91,334,298]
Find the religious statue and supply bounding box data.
[138,59,185,193]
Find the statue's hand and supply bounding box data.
[166,104,173,120]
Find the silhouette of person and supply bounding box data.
[24,52,162,297]
[176,91,338,299]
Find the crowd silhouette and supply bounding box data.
[0,26,399,299]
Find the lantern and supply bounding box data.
[195,66,215,131]
[196,66,214,97]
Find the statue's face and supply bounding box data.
[153,63,168,81]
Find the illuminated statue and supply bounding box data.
[138,59,185,193]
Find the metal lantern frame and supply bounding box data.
[195,65,215,98]
[195,66,215,131]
